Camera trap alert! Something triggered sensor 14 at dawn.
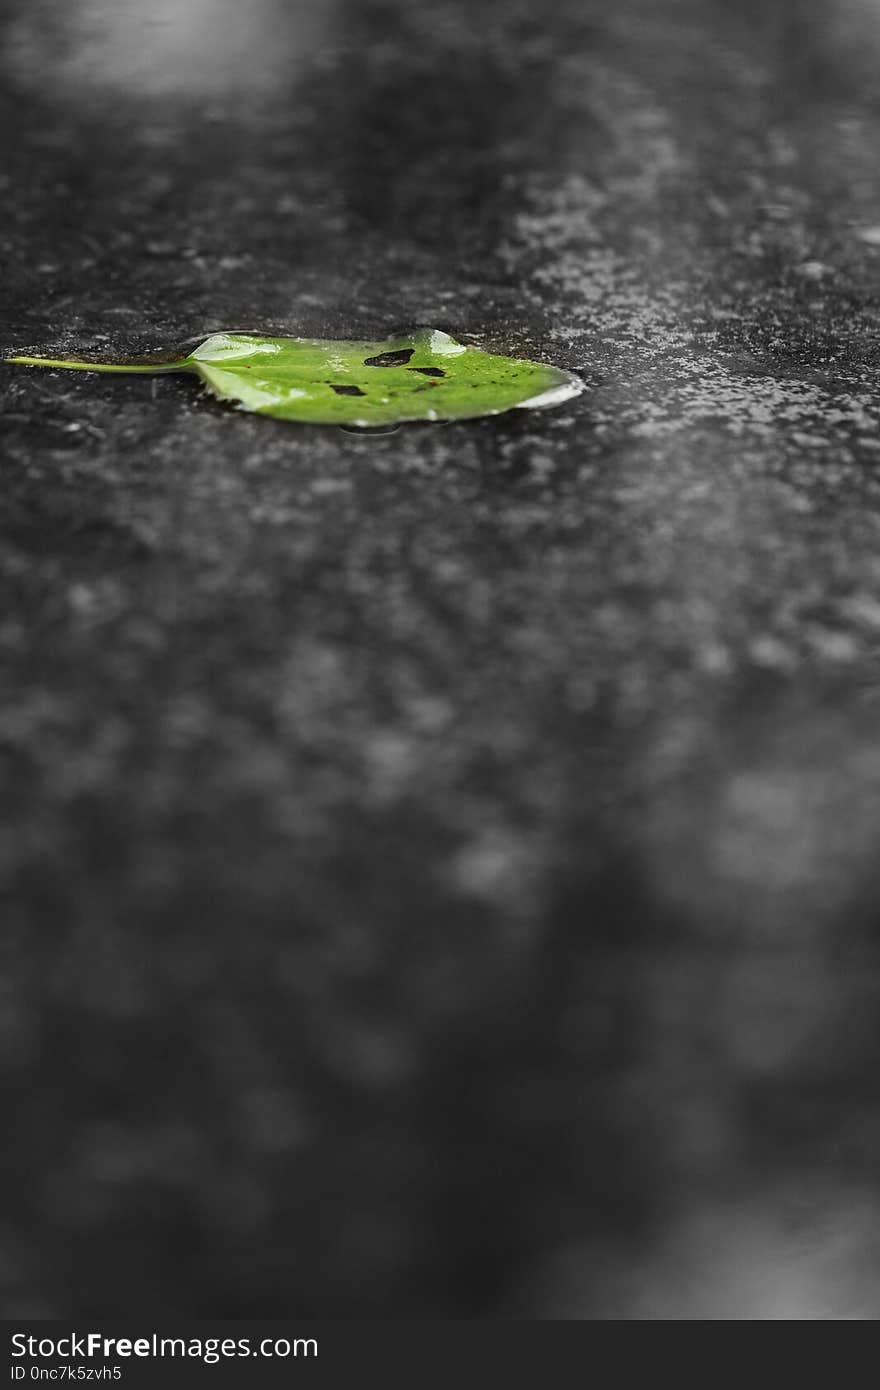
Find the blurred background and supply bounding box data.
[3,0,880,1317]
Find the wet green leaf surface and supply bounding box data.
[8,328,582,426]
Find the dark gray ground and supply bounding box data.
[3,0,880,1318]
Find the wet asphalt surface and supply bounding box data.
[3,0,880,1317]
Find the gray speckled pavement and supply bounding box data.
[3,0,880,1317]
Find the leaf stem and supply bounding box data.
[5,355,185,374]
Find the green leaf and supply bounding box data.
[7,328,582,426]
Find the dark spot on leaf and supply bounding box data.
[407,366,446,377]
[330,384,366,396]
[364,348,415,367]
